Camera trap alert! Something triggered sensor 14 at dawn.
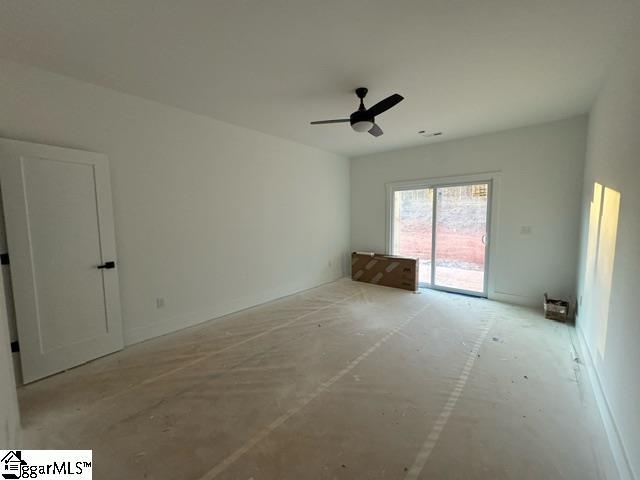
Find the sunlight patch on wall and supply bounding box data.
[582,182,621,361]
[583,183,602,303]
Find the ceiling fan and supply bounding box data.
[310,88,404,137]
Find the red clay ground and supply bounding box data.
[396,221,485,292]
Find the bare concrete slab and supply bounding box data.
[18,279,617,479]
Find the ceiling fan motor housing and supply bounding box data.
[350,109,375,132]
[350,109,374,126]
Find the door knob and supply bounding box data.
[97,261,116,269]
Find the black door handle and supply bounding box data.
[97,261,116,269]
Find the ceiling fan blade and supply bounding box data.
[366,94,404,117]
[368,123,383,137]
[310,119,350,125]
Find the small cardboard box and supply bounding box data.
[544,293,569,322]
[351,252,419,292]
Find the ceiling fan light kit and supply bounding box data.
[310,87,404,138]
[351,120,374,133]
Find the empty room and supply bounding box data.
[0,1,639,479]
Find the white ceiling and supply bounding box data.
[1,1,639,157]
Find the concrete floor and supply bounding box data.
[19,279,617,479]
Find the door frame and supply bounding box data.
[386,172,501,298]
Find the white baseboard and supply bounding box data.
[575,323,636,480]
[124,274,347,346]
[489,290,540,308]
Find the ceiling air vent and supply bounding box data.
[418,131,442,138]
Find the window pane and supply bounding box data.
[392,189,433,285]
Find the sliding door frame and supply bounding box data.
[386,172,500,298]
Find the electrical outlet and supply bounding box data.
[156,297,165,309]
[328,260,333,268]
[520,225,532,235]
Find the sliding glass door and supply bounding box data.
[391,181,490,296]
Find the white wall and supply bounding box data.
[0,61,350,351]
[576,21,640,480]
[351,117,587,306]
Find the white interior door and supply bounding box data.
[0,139,123,383]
